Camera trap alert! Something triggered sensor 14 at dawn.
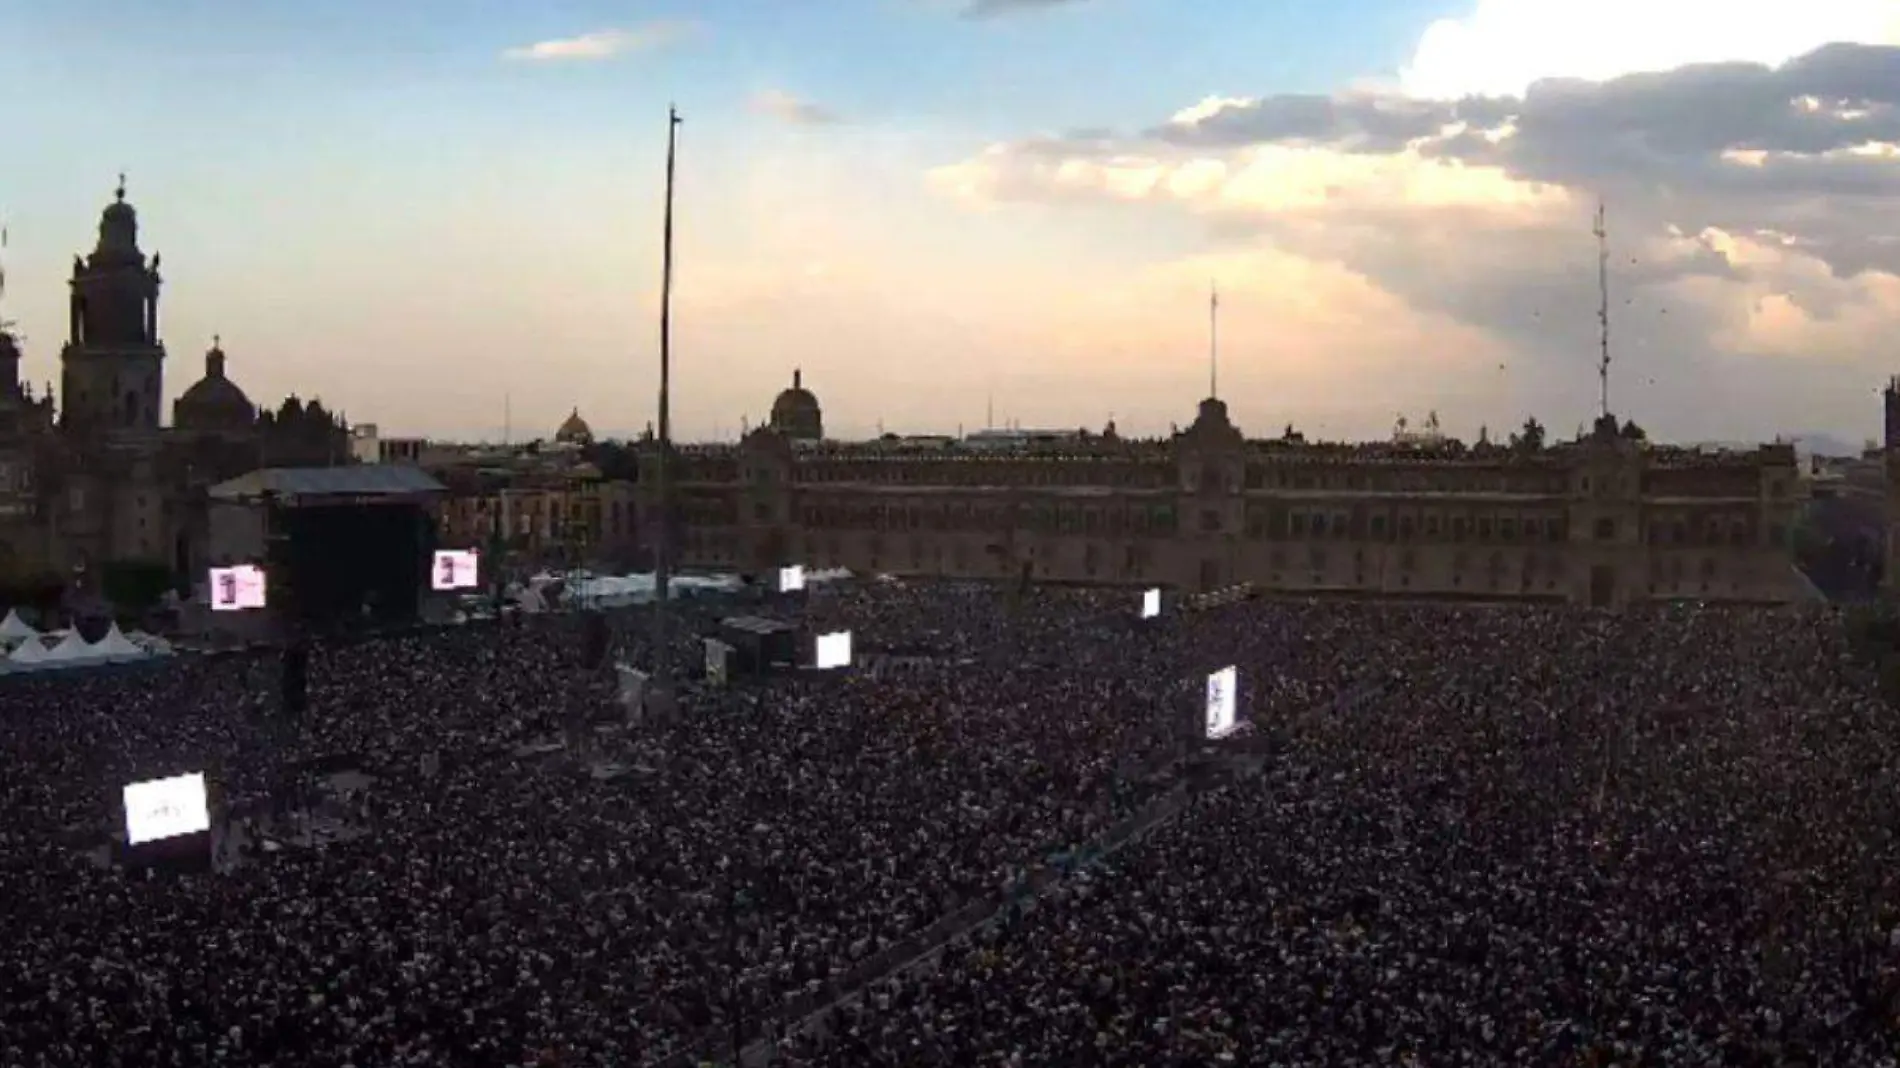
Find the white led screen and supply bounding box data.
[432,549,481,591]
[208,565,267,611]
[123,772,211,846]
[1205,665,1238,740]
[815,630,853,670]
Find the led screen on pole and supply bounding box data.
[815,630,853,670]
[1140,587,1161,619]
[431,549,481,591]
[1204,665,1238,740]
[208,565,268,611]
[122,772,211,846]
[778,565,806,593]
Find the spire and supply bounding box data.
[115,172,126,203]
[1594,198,1611,419]
[793,368,802,390]
[207,335,226,378]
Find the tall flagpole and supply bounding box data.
[650,105,682,718]
[1208,281,1219,400]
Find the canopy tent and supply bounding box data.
[8,637,49,666]
[126,630,175,655]
[91,624,149,662]
[46,630,101,665]
[0,609,38,642]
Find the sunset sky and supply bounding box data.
[1,0,1897,445]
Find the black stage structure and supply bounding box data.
[209,466,447,634]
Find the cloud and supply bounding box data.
[923,5,1900,442]
[962,0,1093,20]
[502,21,696,62]
[750,90,843,126]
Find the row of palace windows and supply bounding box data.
[1239,511,1570,543]
[728,500,1789,551]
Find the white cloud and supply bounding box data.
[502,22,696,63]
[1400,0,1900,99]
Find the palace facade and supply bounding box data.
[0,181,350,599]
[641,374,1809,608]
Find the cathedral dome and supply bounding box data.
[175,338,255,432]
[555,407,594,446]
[95,178,141,258]
[769,369,823,442]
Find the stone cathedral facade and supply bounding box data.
[0,181,351,601]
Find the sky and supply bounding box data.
[0,0,1897,446]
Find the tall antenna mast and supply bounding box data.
[1594,199,1610,419]
[1208,281,1220,400]
[650,103,683,720]
[503,392,511,445]
[986,390,994,431]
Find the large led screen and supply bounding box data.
[208,565,267,611]
[1140,587,1161,620]
[815,630,853,670]
[1205,666,1238,740]
[122,772,211,846]
[431,549,481,591]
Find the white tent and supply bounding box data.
[8,637,49,667]
[91,624,148,662]
[126,630,174,655]
[0,609,38,641]
[45,629,101,665]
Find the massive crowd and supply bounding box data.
[0,582,1896,1067]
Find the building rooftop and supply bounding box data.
[209,465,446,502]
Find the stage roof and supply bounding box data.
[209,466,446,503]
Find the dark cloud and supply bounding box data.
[962,0,1092,19]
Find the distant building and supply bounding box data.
[638,385,1809,608]
[351,424,425,465]
[432,411,639,570]
[0,179,353,599]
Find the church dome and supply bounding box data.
[555,407,594,446]
[769,369,823,442]
[95,178,141,258]
[175,338,255,432]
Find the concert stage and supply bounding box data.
[205,466,448,638]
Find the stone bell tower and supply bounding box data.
[59,176,166,436]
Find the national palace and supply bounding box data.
[605,373,1808,609]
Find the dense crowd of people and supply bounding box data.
[0,581,1896,1066]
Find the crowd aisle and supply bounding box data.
[0,587,1894,1067]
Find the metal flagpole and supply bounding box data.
[648,105,682,722]
[1209,281,1219,400]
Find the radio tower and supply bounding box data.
[1594,199,1611,419]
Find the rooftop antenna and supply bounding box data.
[503,392,512,446]
[1595,199,1611,419]
[986,389,994,431]
[1208,280,1220,400]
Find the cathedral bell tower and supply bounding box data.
[59,176,166,434]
